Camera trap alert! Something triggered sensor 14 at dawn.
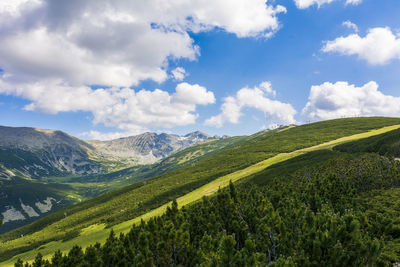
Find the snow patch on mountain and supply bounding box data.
[35,197,56,213]
[1,206,26,223]
[20,199,39,218]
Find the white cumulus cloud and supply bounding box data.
[322,27,400,65]
[0,0,288,136]
[0,0,289,136]
[342,20,358,32]
[294,0,334,9]
[80,129,147,141]
[0,0,286,87]
[171,67,187,81]
[173,82,215,105]
[302,81,400,120]
[205,82,296,128]
[345,0,362,5]
[0,77,215,134]
[294,0,361,9]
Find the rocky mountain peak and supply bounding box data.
[184,131,210,140]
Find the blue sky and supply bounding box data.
[0,0,400,139]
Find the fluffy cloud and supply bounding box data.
[322,27,400,65]
[294,0,334,9]
[294,0,361,9]
[259,81,276,97]
[80,129,148,141]
[0,0,286,87]
[205,82,296,128]
[0,0,288,136]
[171,67,187,81]
[302,81,400,120]
[0,77,215,132]
[342,20,358,32]
[173,82,215,105]
[345,0,362,5]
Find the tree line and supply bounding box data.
[15,153,400,266]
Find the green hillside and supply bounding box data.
[334,127,400,157]
[2,117,400,265]
[48,135,247,186]
[9,121,400,266]
[0,170,110,234]
[0,136,241,234]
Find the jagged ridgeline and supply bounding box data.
[0,126,229,233]
[0,126,217,178]
[2,117,400,266]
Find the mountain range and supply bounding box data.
[0,125,223,232]
[3,117,400,266]
[0,126,217,178]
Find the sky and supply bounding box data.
[0,0,400,140]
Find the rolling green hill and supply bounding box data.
[0,176,108,233]
[2,117,400,265]
[334,127,400,157]
[46,135,247,186]
[0,126,226,233]
[0,135,243,234]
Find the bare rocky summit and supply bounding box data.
[0,126,215,178]
[0,126,217,232]
[88,130,212,165]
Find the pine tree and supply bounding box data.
[14,258,24,267]
[50,250,63,266]
[218,235,239,266]
[32,253,45,267]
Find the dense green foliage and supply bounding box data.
[0,136,243,235]
[335,128,400,157]
[17,152,400,266]
[2,117,400,263]
[56,136,247,185]
[0,170,116,234]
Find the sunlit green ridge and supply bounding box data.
[2,118,400,266]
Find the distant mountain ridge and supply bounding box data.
[0,125,218,178]
[88,130,216,166]
[0,125,220,232]
[0,126,104,178]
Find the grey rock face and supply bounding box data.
[0,125,215,178]
[88,131,212,165]
[0,126,104,178]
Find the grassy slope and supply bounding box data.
[0,136,243,234]
[0,137,245,236]
[334,127,400,157]
[85,136,247,187]
[2,118,400,265]
[0,172,113,234]
[41,136,245,187]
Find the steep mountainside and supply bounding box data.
[2,117,400,265]
[87,131,214,167]
[0,126,216,178]
[0,130,235,233]
[0,166,108,234]
[0,126,104,178]
[334,127,400,157]
[64,136,246,185]
[0,176,76,233]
